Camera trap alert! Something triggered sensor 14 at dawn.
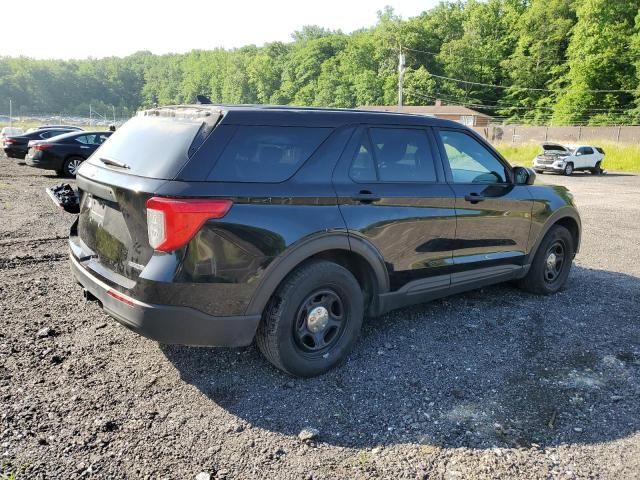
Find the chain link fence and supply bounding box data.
[473,124,640,145]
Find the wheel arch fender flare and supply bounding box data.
[528,207,582,261]
[245,232,389,316]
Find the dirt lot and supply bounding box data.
[1,155,639,479]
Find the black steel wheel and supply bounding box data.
[293,289,347,355]
[543,239,566,284]
[518,224,574,294]
[256,260,364,377]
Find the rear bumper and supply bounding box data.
[70,251,261,347]
[3,146,26,158]
[26,155,60,170]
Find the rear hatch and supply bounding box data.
[73,108,221,284]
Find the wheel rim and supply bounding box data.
[544,240,566,283]
[293,289,347,355]
[67,159,82,175]
[565,164,573,175]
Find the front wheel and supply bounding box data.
[62,156,84,177]
[518,225,573,295]
[563,162,574,176]
[256,260,364,377]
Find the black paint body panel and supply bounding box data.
[69,105,581,346]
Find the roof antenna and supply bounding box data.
[196,95,212,105]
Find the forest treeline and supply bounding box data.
[1,0,639,125]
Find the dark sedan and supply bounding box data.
[3,127,83,159]
[25,131,112,177]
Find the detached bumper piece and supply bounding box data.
[47,184,80,214]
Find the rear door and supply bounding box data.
[434,128,533,277]
[333,125,456,292]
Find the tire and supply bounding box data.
[256,260,364,377]
[518,225,573,295]
[62,156,84,177]
[590,161,602,175]
[534,169,544,174]
[563,162,574,176]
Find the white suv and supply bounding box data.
[533,143,604,175]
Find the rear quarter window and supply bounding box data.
[207,126,332,182]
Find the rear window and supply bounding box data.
[207,126,331,182]
[87,115,210,179]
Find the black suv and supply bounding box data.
[69,106,581,377]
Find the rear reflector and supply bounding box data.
[145,197,233,252]
[107,289,136,307]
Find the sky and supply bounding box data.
[2,0,439,60]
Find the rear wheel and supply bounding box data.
[62,156,83,177]
[590,161,602,175]
[256,260,364,377]
[518,225,573,295]
[563,162,574,176]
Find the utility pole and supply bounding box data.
[398,51,405,111]
[112,106,116,124]
[9,99,12,128]
[89,104,92,127]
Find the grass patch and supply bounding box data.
[496,142,640,172]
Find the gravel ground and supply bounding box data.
[1,155,639,479]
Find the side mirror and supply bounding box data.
[513,166,536,185]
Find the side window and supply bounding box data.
[348,136,376,182]
[75,135,90,144]
[208,126,331,182]
[438,130,508,184]
[39,131,51,139]
[582,147,594,155]
[349,128,437,183]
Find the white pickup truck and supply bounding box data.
[533,143,605,175]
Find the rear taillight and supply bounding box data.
[33,144,52,151]
[4,138,15,144]
[145,197,233,252]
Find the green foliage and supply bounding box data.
[1,1,639,125]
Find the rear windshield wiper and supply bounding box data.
[99,157,130,169]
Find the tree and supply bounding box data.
[553,0,640,125]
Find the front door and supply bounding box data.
[574,146,595,169]
[333,126,457,292]
[435,128,533,276]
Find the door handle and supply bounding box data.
[352,190,380,204]
[464,193,486,204]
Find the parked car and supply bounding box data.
[533,143,604,175]
[25,125,84,134]
[26,131,112,177]
[66,105,581,377]
[3,127,84,159]
[1,126,24,139]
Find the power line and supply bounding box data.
[402,45,640,66]
[404,88,633,113]
[424,72,636,94]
